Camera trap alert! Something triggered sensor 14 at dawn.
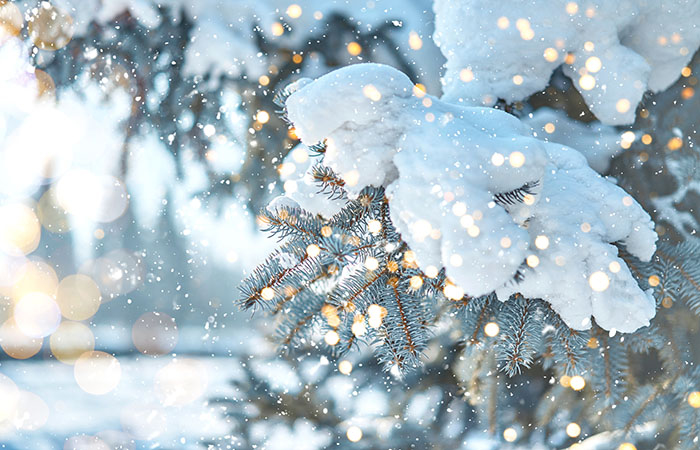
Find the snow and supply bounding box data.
[284,63,657,332]
[0,354,234,449]
[272,144,347,218]
[433,0,700,125]
[523,108,623,173]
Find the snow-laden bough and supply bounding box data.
[283,63,657,333]
[434,0,700,125]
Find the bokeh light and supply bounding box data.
[132,312,178,355]
[338,360,353,375]
[0,258,58,300]
[50,321,95,364]
[55,274,102,321]
[503,427,517,442]
[570,375,586,391]
[14,292,61,338]
[566,422,581,438]
[37,187,70,233]
[347,42,362,56]
[74,351,121,395]
[79,249,143,299]
[0,203,41,256]
[34,69,56,101]
[484,322,500,337]
[27,2,74,51]
[688,391,700,408]
[0,250,27,289]
[0,1,22,37]
[346,425,363,442]
[588,271,610,292]
[56,170,128,223]
[0,318,42,359]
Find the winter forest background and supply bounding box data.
[1,0,700,449]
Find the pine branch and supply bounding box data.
[330,186,385,231]
[493,180,539,207]
[328,265,387,310]
[622,381,670,433]
[462,295,496,346]
[273,83,295,125]
[375,277,431,373]
[238,241,321,310]
[307,141,327,156]
[259,205,322,241]
[496,296,544,376]
[544,305,589,375]
[590,332,629,408]
[311,164,347,200]
[278,290,327,350]
[655,242,700,314]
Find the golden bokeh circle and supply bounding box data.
[132,312,178,355]
[0,1,23,37]
[0,318,42,359]
[50,321,95,364]
[34,69,56,101]
[74,351,121,395]
[0,259,58,300]
[37,188,70,233]
[56,274,102,321]
[0,203,41,256]
[27,3,74,51]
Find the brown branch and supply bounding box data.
[624,373,680,432]
[282,313,317,346]
[470,299,492,345]
[242,254,312,308]
[391,281,417,355]
[273,270,327,314]
[333,267,387,307]
[505,299,532,370]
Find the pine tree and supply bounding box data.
[235,53,700,449]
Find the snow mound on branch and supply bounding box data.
[524,108,623,173]
[433,0,700,125]
[285,63,657,332]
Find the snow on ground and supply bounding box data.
[284,63,657,332]
[0,353,234,449]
